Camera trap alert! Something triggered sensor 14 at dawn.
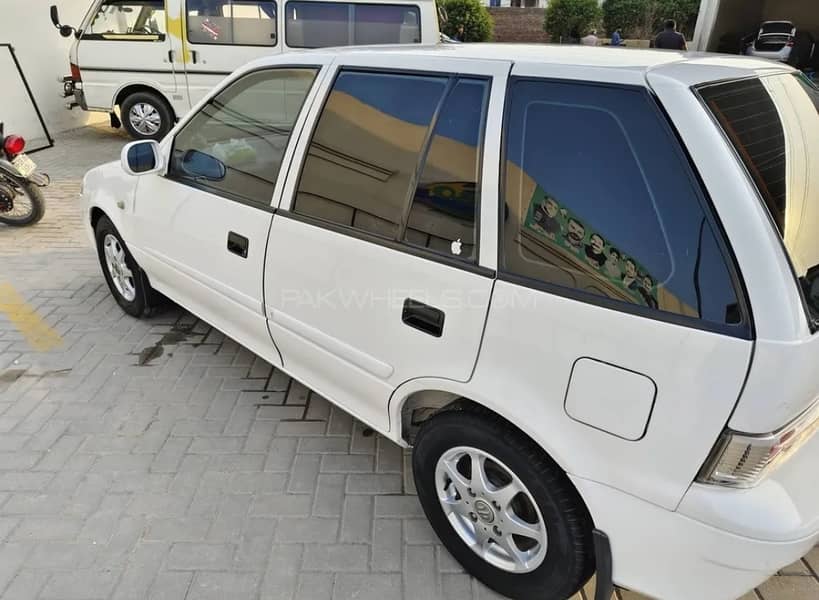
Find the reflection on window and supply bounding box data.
[187,0,277,46]
[294,71,448,239]
[85,0,166,39]
[502,80,741,326]
[170,68,317,205]
[285,2,421,48]
[404,79,489,261]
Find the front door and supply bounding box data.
[179,0,281,106]
[264,55,510,432]
[129,63,325,364]
[77,0,178,109]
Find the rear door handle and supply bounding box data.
[227,231,248,258]
[402,298,445,337]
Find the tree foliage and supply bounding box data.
[440,0,494,43]
[543,0,603,42]
[603,0,700,39]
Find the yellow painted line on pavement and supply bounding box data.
[0,283,63,352]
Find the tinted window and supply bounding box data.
[403,79,489,260]
[285,2,420,48]
[502,80,741,326]
[294,71,448,238]
[700,74,819,328]
[170,68,317,205]
[187,0,277,46]
[84,0,166,39]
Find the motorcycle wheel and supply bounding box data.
[0,178,46,226]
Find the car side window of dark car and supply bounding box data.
[500,78,745,330]
[292,69,489,263]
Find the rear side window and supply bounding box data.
[501,79,743,329]
[285,2,421,48]
[187,0,277,46]
[293,70,488,262]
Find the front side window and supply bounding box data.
[293,70,487,262]
[285,2,420,48]
[187,0,277,46]
[699,74,819,328]
[502,79,742,328]
[169,67,318,206]
[84,0,167,40]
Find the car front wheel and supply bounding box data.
[412,408,596,599]
[95,215,154,318]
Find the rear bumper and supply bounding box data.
[573,474,819,600]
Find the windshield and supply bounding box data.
[699,73,819,328]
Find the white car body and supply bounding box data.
[82,44,819,600]
[64,0,439,125]
[745,21,796,63]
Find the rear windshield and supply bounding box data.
[760,22,793,35]
[699,74,819,329]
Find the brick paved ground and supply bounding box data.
[0,124,816,600]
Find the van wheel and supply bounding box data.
[95,215,156,318]
[412,409,595,599]
[121,91,173,141]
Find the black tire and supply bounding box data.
[0,179,45,226]
[413,408,595,600]
[95,215,155,318]
[120,90,174,141]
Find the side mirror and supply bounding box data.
[51,5,76,38]
[180,149,226,181]
[121,140,164,176]
[50,5,59,27]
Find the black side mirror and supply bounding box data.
[50,5,59,27]
[60,25,74,38]
[181,150,226,181]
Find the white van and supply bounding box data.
[51,0,439,139]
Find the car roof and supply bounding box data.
[272,43,793,84]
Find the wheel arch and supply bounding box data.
[390,379,572,476]
[114,83,176,120]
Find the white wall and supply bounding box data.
[0,0,103,135]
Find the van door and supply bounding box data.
[263,55,510,433]
[179,0,281,106]
[76,0,179,112]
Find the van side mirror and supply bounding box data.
[121,140,164,176]
[51,5,78,38]
[180,149,226,181]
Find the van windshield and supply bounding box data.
[699,73,819,329]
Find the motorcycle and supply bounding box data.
[0,121,48,226]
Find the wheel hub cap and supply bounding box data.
[474,500,494,523]
[434,446,548,574]
[129,103,161,136]
[103,233,136,302]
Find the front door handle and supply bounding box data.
[402,298,445,337]
[227,231,248,258]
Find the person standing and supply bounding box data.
[581,29,600,46]
[654,19,687,50]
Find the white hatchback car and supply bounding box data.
[82,44,819,600]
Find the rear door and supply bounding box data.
[264,54,510,432]
[181,0,281,106]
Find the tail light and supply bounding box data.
[697,399,819,488]
[3,135,26,157]
[787,39,795,47]
[70,62,82,82]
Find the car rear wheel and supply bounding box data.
[412,408,596,599]
[95,215,156,318]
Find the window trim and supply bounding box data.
[497,76,753,340]
[290,66,491,267]
[283,0,422,49]
[185,0,279,48]
[164,64,321,210]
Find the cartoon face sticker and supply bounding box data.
[566,218,585,250]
